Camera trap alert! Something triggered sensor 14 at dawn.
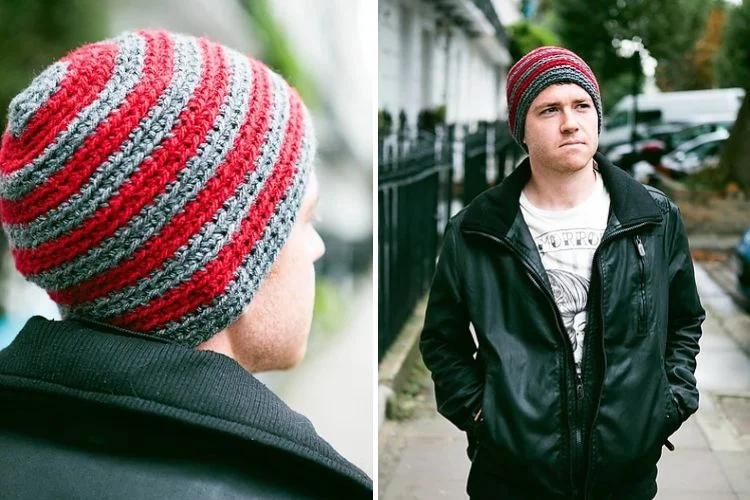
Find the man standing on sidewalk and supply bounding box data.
[420,46,705,499]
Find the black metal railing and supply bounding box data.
[378,126,452,360]
[378,120,525,359]
[463,120,526,203]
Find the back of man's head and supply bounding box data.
[0,30,315,349]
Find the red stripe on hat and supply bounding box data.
[0,43,119,175]
[2,32,172,224]
[50,58,273,307]
[506,46,561,93]
[12,37,229,276]
[110,90,305,332]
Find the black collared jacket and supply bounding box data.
[420,153,704,499]
[0,317,372,499]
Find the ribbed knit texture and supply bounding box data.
[0,30,315,347]
[506,46,602,146]
[0,316,372,492]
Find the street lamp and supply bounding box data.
[614,38,645,153]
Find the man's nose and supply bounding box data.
[312,229,326,262]
[560,108,580,133]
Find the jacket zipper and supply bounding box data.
[634,235,647,334]
[582,221,655,498]
[464,229,581,492]
[574,369,584,492]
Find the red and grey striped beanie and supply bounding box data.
[0,30,315,347]
[506,46,602,146]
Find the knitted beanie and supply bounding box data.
[0,30,315,347]
[506,46,602,147]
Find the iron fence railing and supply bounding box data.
[378,120,524,359]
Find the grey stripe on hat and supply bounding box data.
[28,43,248,292]
[6,35,202,250]
[513,67,602,143]
[508,53,589,108]
[64,67,291,319]
[7,61,70,138]
[156,112,315,346]
[0,32,147,201]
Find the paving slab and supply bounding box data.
[668,418,709,450]
[655,492,738,500]
[657,449,734,492]
[715,451,750,494]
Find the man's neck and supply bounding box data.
[523,157,598,211]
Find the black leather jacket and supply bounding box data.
[420,153,704,499]
[0,317,372,499]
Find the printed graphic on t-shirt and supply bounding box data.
[520,175,610,375]
[547,268,589,365]
[532,227,605,373]
[535,229,602,254]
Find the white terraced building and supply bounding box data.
[378,0,522,129]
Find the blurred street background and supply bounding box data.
[378,0,750,497]
[0,0,374,476]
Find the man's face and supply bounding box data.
[524,83,598,174]
[205,173,325,373]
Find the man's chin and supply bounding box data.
[554,157,592,173]
[566,148,596,165]
[278,337,310,371]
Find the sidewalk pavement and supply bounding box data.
[379,263,750,499]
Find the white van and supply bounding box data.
[600,88,744,151]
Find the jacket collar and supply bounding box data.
[0,316,372,491]
[460,152,663,240]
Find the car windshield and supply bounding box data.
[607,110,629,129]
[687,140,722,158]
[673,122,731,145]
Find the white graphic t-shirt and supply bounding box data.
[519,171,610,375]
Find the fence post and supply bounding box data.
[439,124,455,234]
[463,121,489,206]
[494,121,506,184]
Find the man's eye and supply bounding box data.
[577,103,590,109]
[542,107,556,114]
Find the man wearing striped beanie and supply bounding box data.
[0,30,371,498]
[421,46,703,499]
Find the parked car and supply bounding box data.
[606,122,687,171]
[605,121,732,164]
[656,129,729,178]
[600,87,744,150]
[658,121,733,154]
[607,139,662,171]
[737,228,750,299]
